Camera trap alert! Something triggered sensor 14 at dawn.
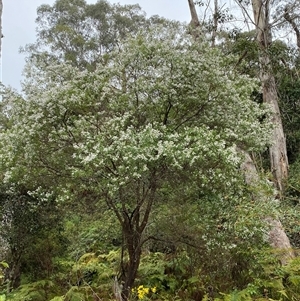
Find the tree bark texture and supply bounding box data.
[187,0,201,38]
[211,0,218,47]
[106,174,157,301]
[240,150,294,264]
[251,0,289,193]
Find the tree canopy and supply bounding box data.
[2,1,300,301]
[0,23,273,299]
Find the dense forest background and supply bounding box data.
[1,0,300,300]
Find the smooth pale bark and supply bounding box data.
[113,276,123,301]
[242,0,295,265]
[251,0,293,262]
[266,218,295,265]
[240,150,294,264]
[188,0,293,264]
[211,0,218,47]
[252,0,289,193]
[188,0,200,28]
[187,0,201,38]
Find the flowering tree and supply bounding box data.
[0,26,271,300]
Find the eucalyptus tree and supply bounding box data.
[236,0,300,262]
[190,0,299,194]
[21,0,168,73]
[250,0,289,194]
[188,0,295,263]
[0,23,272,299]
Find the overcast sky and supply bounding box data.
[2,0,191,91]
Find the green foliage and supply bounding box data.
[49,297,64,301]
[0,184,67,292]
[210,255,300,301]
[0,262,8,286]
[2,1,297,300]
[64,208,121,256]
[21,0,173,73]
[223,30,260,77]
[0,20,274,298]
[6,244,300,301]
[73,250,119,284]
[6,280,56,301]
[0,263,8,269]
[281,257,300,299]
[280,159,300,248]
[1,26,271,195]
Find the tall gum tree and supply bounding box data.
[251,0,289,194]
[250,0,294,262]
[188,0,294,264]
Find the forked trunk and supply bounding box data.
[112,182,156,301]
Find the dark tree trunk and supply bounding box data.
[107,174,157,301]
[121,228,142,301]
[6,247,22,293]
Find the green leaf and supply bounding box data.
[187,276,199,284]
[49,297,64,301]
[0,262,9,269]
[289,275,300,286]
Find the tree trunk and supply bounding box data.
[6,247,22,293]
[121,228,142,301]
[264,74,289,194]
[251,0,289,194]
[108,179,156,301]
[240,150,294,264]
[211,0,218,47]
[251,0,293,259]
[187,0,201,38]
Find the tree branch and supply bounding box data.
[283,7,300,49]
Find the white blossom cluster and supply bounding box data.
[0,25,271,202]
